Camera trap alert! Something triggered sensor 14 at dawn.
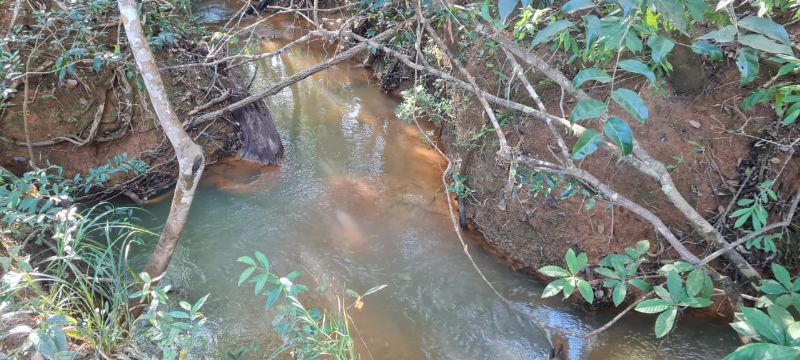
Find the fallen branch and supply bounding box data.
[583,292,653,338]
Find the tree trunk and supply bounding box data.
[117,0,205,281]
[228,76,284,164]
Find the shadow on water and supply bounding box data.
[132,9,741,360]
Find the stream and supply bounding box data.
[133,6,742,359]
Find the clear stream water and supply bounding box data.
[132,6,741,359]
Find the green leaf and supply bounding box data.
[192,294,209,313]
[603,117,634,155]
[571,129,604,160]
[630,279,653,292]
[759,280,789,295]
[595,267,621,280]
[667,269,686,303]
[570,99,607,123]
[635,240,650,255]
[168,311,191,319]
[654,307,678,338]
[652,0,687,33]
[636,298,673,313]
[573,67,612,88]
[701,25,736,43]
[686,269,705,297]
[739,34,793,55]
[237,256,255,266]
[542,278,567,297]
[692,40,723,60]
[681,297,713,308]
[565,248,578,274]
[255,251,270,270]
[611,89,649,123]
[723,343,800,360]
[772,264,793,289]
[612,282,627,306]
[767,305,794,329]
[742,307,786,345]
[577,278,595,303]
[618,59,656,85]
[648,35,675,64]
[562,0,594,13]
[539,265,571,278]
[738,16,791,45]
[686,0,709,22]
[532,20,574,47]
[265,286,281,308]
[499,0,519,23]
[238,267,256,286]
[736,49,759,85]
[575,252,589,273]
[615,0,640,17]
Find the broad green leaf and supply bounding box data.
[615,0,640,17]
[237,256,255,266]
[723,343,800,360]
[680,297,712,308]
[255,251,270,270]
[612,282,627,306]
[542,278,568,297]
[692,40,723,60]
[566,248,578,274]
[603,117,634,155]
[618,59,656,84]
[539,265,571,278]
[788,322,800,345]
[265,286,281,308]
[667,269,686,303]
[575,252,589,273]
[595,267,621,279]
[686,269,705,297]
[636,298,673,313]
[192,294,209,313]
[739,34,793,55]
[738,16,791,45]
[532,20,574,47]
[571,129,603,160]
[654,307,677,338]
[767,305,794,329]
[648,35,675,63]
[687,0,709,22]
[701,25,736,43]
[584,15,601,45]
[635,240,650,255]
[625,31,643,53]
[499,0,520,23]
[611,89,648,123]
[736,49,759,85]
[570,99,607,123]
[238,267,256,286]
[630,279,654,292]
[652,0,687,33]
[562,0,594,13]
[577,278,595,303]
[759,280,789,295]
[742,307,786,345]
[573,67,612,88]
[772,264,793,289]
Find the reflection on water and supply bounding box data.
[134,12,740,360]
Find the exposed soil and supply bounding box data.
[433,40,800,298]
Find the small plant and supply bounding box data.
[395,82,453,124]
[447,174,474,199]
[539,249,594,303]
[237,252,384,359]
[731,179,780,253]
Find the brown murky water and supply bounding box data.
[135,6,741,359]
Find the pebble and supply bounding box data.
[770,157,781,164]
[689,120,701,129]
[64,79,78,88]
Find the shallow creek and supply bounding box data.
[133,6,741,359]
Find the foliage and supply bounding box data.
[396,82,454,124]
[479,0,800,162]
[0,154,146,229]
[730,179,781,253]
[725,263,800,359]
[448,174,475,199]
[539,241,715,338]
[238,252,385,359]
